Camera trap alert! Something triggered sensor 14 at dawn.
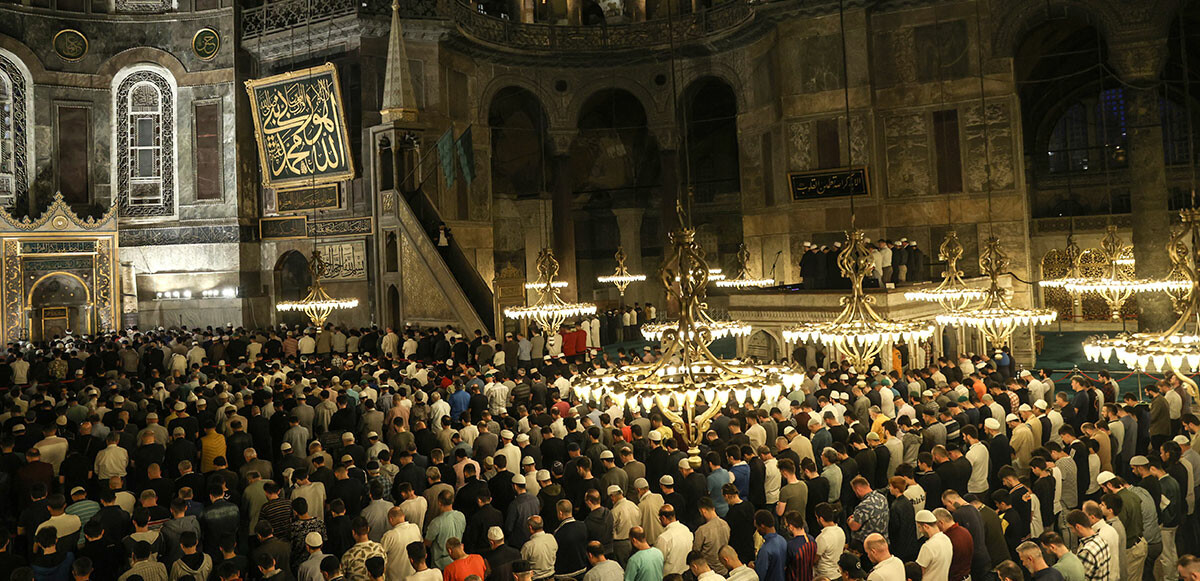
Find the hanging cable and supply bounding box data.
[1181,10,1197,208]
[838,0,853,222]
[973,0,992,237]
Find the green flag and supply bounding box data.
[456,127,476,185]
[436,129,455,187]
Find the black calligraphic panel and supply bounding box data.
[276,183,339,213]
[245,64,355,189]
[307,217,373,238]
[788,167,869,201]
[260,216,308,240]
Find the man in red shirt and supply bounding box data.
[441,537,486,581]
[936,507,974,581]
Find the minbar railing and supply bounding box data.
[450,0,752,51]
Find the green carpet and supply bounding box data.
[1036,331,1184,396]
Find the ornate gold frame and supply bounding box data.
[244,63,356,189]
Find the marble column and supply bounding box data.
[612,207,645,302]
[550,154,578,301]
[1113,39,1173,331]
[515,197,554,304]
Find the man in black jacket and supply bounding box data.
[553,499,588,577]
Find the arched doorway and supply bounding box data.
[488,86,550,280]
[275,250,311,328]
[385,233,399,273]
[573,88,655,301]
[388,285,401,330]
[681,77,742,268]
[745,329,779,361]
[29,273,91,343]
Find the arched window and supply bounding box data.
[0,52,29,210]
[115,68,175,218]
[0,72,13,206]
[128,83,162,205]
[1047,102,1088,173]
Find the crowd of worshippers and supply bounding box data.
[4,327,1200,581]
[798,238,928,290]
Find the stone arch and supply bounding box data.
[568,78,664,130]
[477,75,560,126]
[488,85,551,197]
[98,47,192,86]
[676,63,747,114]
[29,272,92,341]
[990,0,1124,60]
[679,76,740,204]
[274,250,311,327]
[112,63,178,218]
[745,328,782,361]
[387,284,401,330]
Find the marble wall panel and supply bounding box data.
[883,112,930,198]
[963,101,1016,193]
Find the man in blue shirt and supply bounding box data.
[728,448,750,500]
[705,453,730,517]
[448,383,470,421]
[754,509,786,581]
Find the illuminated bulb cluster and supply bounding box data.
[1084,334,1200,374]
[202,288,239,299]
[277,298,360,311]
[1062,278,1192,294]
[596,273,648,285]
[524,281,569,290]
[156,290,193,300]
[715,276,774,288]
[641,319,752,342]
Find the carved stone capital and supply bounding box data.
[650,125,680,150]
[547,129,577,156]
[1109,37,1170,83]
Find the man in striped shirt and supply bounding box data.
[783,511,817,581]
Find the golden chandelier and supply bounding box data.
[715,243,774,289]
[504,248,597,331]
[1085,208,1200,381]
[596,246,646,296]
[904,231,988,311]
[784,229,935,370]
[1054,226,1187,320]
[276,250,359,327]
[937,236,1057,347]
[573,207,796,444]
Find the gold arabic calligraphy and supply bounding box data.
[257,77,346,179]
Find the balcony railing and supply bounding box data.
[450,0,752,51]
[242,0,439,40]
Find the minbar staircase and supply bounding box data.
[399,186,495,335]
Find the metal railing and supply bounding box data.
[242,0,439,40]
[450,0,752,51]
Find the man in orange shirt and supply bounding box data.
[441,536,486,581]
